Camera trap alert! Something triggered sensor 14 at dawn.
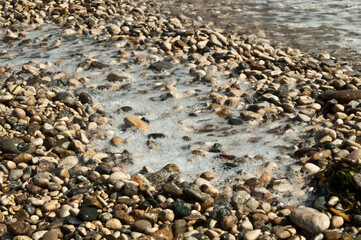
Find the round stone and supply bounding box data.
[105,218,122,230]
[111,136,123,146]
[78,92,93,104]
[8,169,23,181]
[42,230,58,240]
[331,216,344,228]
[133,219,152,233]
[43,202,57,212]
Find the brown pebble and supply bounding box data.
[150,227,174,240]
[220,215,238,230]
[124,116,149,131]
[42,230,58,240]
[111,136,123,146]
[162,163,180,173]
[200,171,214,180]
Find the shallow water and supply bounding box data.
[0,24,312,204]
[161,0,361,70]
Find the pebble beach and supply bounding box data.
[1,0,361,239]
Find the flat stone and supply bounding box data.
[290,206,330,234]
[133,219,152,233]
[347,149,361,161]
[150,227,174,240]
[107,71,133,82]
[232,190,250,205]
[8,169,23,181]
[124,116,149,132]
[7,221,31,235]
[241,111,263,120]
[42,230,58,240]
[58,156,78,169]
[108,170,131,184]
[78,207,98,221]
[244,229,261,240]
[149,61,173,71]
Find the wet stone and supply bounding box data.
[123,182,138,197]
[209,204,231,221]
[150,61,173,71]
[163,182,183,197]
[107,71,133,82]
[65,216,83,225]
[228,117,244,125]
[183,187,211,202]
[78,92,93,104]
[171,201,191,218]
[54,92,69,101]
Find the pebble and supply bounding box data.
[105,218,122,230]
[244,229,262,240]
[42,230,58,240]
[290,206,330,234]
[58,156,78,169]
[331,216,344,228]
[124,116,149,131]
[133,219,152,233]
[78,207,98,221]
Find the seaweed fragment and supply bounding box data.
[318,161,361,214]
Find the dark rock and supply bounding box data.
[8,181,22,190]
[24,205,36,215]
[313,196,327,211]
[14,209,30,221]
[209,204,231,221]
[7,220,31,235]
[117,106,133,113]
[78,92,93,104]
[66,186,94,197]
[78,207,98,221]
[163,182,183,197]
[149,61,173,72]
[171,201,191,218]
[65,216,82,225]
[148,133,166,139]
[183,187,211,202]
[113,205,135,225]
[95,165,112,175]
[54,92,70,101]
[228,117,244,125]
[123,182,138,197]
[90,61,108,69]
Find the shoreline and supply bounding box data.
[0,0,361,239]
